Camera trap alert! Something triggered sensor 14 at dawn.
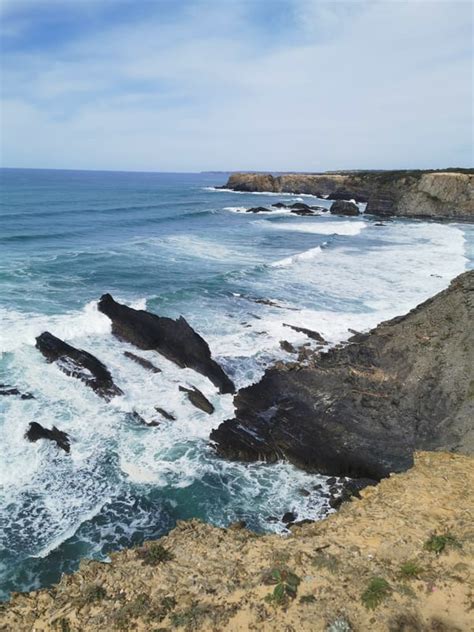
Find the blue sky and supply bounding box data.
[0,0,472,171]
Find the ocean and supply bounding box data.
[0,168,472,600]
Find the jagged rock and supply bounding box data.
[98,294,234,394]
[179,385,215,414]
[280,340,296,353]
[211,272,474,480]
[290,208,315,216]
[35,332,123,401]
[245,206,272,213]
[282,511,297,523]
[0,384,35,400]
[123,351,161,373]
[329,200,360,216]
[283,323,326,344]
[154,407,176,421]
[25,422,70,453]
[125,411,159,427]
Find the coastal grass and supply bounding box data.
[361,577,391,610]
[424,533,461,555]
[398,560,424,579]
[136,542,174,566]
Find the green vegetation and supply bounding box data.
[424,533,460,554]
[81,582,107,603]
[263,567,301,607]
[137,542,174,566]
[399,560,424,579]
[312,551,340,573]
[361,577,391,610]
[326,618,353,632]
[299,594,317,604]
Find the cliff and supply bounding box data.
[224,170,474,220]
[1,452,472,631]
[211,271,474,479]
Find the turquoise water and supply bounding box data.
[0,168,472,599]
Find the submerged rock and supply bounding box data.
[98,293,235,394]
[329,200,360,216]
[283,323,326,344]
[211,272,474,479]
[0,384,35,400]
[179,385,215,414]
[123,351,161,373]
[25,422,70,453]
[35,332,123,401]
[245,206,272,213]
[155,407,176,421]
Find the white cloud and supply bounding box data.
[0,0,472,170]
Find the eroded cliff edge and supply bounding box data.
[211,271,474,479]
[223,170,474,220]
[2,452,472,631]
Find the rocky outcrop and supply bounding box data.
[98,294,235,394]
[35,332,123,401]
[25,422,70,453]
[329,200,360,216]
[123,351,161,373]
[224,170,474,220]
[211,271,474,479]
[2,452,472,631]
[179,385,215,414]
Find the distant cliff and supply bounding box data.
[224,170,474,220]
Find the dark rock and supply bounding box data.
[265,516,279,523]
[283,323,326,344]
[25,422,70,453]
[125,411,159,427]
[245,207,272,213]
[35,332,123,401]
[282,511,297,524]
[210,272,474,480]
[312,483,323,491]
[123,351,161,373]
[298,488,311,497]
[290,209,315,216]
[154,407,176,421]
[0,384,35,400]
[280,340,296,353]
[179,385,215,414]
[290,202,313,211]
[329,200,360,216]
[98,294,234,394]
[272,202,288,208]
[326,477,337,486]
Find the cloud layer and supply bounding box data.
[1,0,472,171]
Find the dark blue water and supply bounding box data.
[0,168,471,599]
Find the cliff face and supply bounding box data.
[211,271,474,479]
[2,452,472,631]
[224,170,474,220]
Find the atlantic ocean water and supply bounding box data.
[0,168,472,599]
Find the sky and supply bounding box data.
[0,0,472,172]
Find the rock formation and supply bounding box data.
[329,200,360,216]
[211,271,474,479]
[25,422,71,453]
[35,332,123,401]
[224,170,474,220]
[98,294,235,394]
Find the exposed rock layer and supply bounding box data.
[2,452,472,631]
[211,271,474,479]
[224,170,474,220]
[98,294,235,394]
